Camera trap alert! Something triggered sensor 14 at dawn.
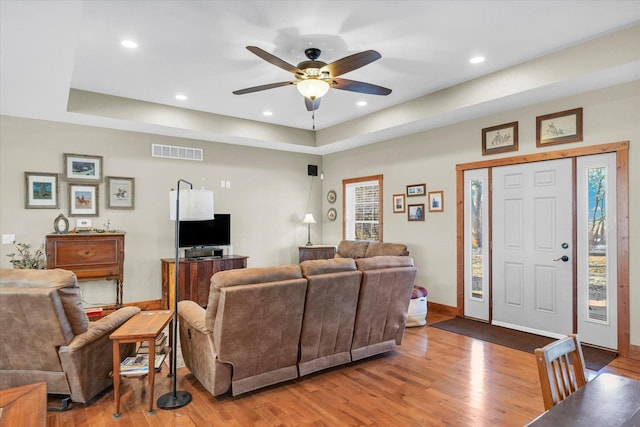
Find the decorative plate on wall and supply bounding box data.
[327,208,337,221]
[327,190,337,204]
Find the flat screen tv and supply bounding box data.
[178,214,231,248]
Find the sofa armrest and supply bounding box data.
[63,306,141,351]
[178,300,210,334]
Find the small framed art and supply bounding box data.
[536,107,583,147]
[428,191,444,212]
[406,183,426,197]
[106,176,135,209]
[24,172,59,209]
[408,204,425,221]
[393,194,406,213]
[68,183,99,217]
[64,153,103,182]
[482,121,518,155]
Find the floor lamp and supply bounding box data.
[158,179,214,410]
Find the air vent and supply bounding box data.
[152,144,203,161]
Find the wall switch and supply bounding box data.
[225,181,231,189]
[2,234,16,244]
[220,180,226,188]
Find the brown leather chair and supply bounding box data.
[0,268,140,404]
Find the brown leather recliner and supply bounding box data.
[0,268,140,403]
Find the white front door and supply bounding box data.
[492,159,573,337]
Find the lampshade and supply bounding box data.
[302,213,317,224]
[169,189,214,221]
[297,79,330,99]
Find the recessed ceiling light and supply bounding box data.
[120,40,138,49]
[175,94,187,100]
[263,111,273,116]
[356,101,368,107]
[470,56,485,64]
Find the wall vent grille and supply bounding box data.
[151,144,203,161]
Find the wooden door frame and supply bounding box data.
[455,141,630,357]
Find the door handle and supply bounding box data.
[553,255,569,262]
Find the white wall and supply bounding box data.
[0,117,322,305]
[322,81,639,346]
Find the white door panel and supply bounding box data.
[492,159,573,336]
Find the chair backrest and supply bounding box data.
[534,334,587,410]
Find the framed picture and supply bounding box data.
[393,194,406,213]
[106,176,135,209]
[64,153,103,182]
[68,183,99,217]
[24,172,59,209]
[407,204,425,221]
[536,107,583,147]
[406,183,426,197]
[482,121,518,155]
[428,191,444,212]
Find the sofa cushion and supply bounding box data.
[300,258,356,276]
[364,242,409,257]
[355,255,414,271]
[335,240,370,259]
[0,268,88,335]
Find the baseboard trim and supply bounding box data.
[427,301,457,317]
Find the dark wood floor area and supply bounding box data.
[47,312,640,426]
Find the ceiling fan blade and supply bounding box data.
[233,81,293,95]
[331,78,392,95]
[323,50,382,77]
[305,97,321,111]
[246,46,302,74]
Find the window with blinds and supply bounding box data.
[343,175,383,241]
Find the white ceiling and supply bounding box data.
[1,1,639,154]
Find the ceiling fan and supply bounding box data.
[233,46,392,112]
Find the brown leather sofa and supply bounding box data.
[178,244,417,397]
[334,239,410,258]
[0,268,140,403]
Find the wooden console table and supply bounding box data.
[46,233,125,307]
[298,245,336,263]
[110,310,173,417]
[161,255,248,309]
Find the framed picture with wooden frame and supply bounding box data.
[24,172,59,209]
[407,204,425,221]
[68,183,99,217]
[406,183,426,197]
[63,153,103,182]
[393,194,405,213]
[482,121,518,155]
[536,107,583,147]
[428,191,444,212]
[106,176,135,209]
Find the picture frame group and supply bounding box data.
[24,153,136,218]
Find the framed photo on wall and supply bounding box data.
[428,191,444,212]
[68,183,99,217]
[24,172,59,209]
[406,183,426,197]
[536,107,583,147]
[106,176,135,209]
[393,194,406,213]
[407,204,425,221]
[64,153,103,182]
[482,121,518,155]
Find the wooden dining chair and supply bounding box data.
[535,334,588,410]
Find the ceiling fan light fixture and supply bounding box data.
[297,79,330,99]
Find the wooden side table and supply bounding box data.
[298,245,336,263]
[109,310,173,417]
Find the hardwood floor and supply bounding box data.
[47,312,640,426]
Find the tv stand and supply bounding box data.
[161,255,248,309]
